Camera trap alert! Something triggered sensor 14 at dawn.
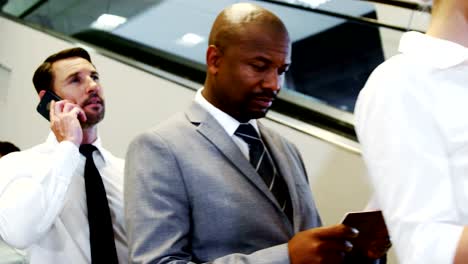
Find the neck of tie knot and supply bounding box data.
[235,123,261,146]
[79,144,98,158]
[235,123,265,168]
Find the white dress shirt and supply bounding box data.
[355,31,468,264]
[195,88,260,160]
[0,133,128,263]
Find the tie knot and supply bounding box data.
[235,123,261,146]
[79,144,98,158]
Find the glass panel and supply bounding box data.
[1,0,42,17]
[1,0,430,132]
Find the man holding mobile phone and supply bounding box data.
[0,48,127,263]
[125,3,388,264]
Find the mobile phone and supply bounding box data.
[341,210,389,258]
[36,90,62,121]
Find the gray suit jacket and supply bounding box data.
[125,102,322,264]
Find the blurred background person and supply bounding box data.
[0,141,19,158]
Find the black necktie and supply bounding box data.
[79,144,118,264]
[234,124,293,223]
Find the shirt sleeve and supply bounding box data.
[355,64,463,264]
[0,140,81,248]
[124,132,290,264]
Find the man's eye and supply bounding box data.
[70,77,80,83]
[92,75,100,81]
[251,64,267,71]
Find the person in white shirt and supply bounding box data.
[355,0,468,263]
[0,48,127,263]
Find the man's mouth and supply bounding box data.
[83,96,103,108]
[253,97,274,108]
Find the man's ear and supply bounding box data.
[206,45,222,75]
[38,90,46,100]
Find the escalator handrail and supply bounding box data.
[258,0,425,32]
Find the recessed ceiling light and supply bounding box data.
[283,0,332,8]
[176,33,205,47]
[90,14,127,31]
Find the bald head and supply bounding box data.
[203,3,291,122]
[209,3,289,50]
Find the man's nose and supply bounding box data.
[86,77,100,93]
[262,70,282,92]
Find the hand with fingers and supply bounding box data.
[288,224,359,264]
[365,231,391,259]
[50,100,87,146]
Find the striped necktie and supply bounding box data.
[235,123,293,223]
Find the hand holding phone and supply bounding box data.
[37,91,86,146]
[342,210,391,259]
[36,90,62,121]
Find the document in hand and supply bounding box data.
[342,210,389,258]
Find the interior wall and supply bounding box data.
[0,16,395,263]
[375,3,430,59]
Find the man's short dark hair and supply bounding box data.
[32,47,92,94]
[0,141,20,157]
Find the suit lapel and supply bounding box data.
[185,103,279,206]
[259,122,300,231]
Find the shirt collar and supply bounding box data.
[46,132,109,163]
[194,88,259,136]
[399,31,468,69]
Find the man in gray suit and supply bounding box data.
[125,3,363,264]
